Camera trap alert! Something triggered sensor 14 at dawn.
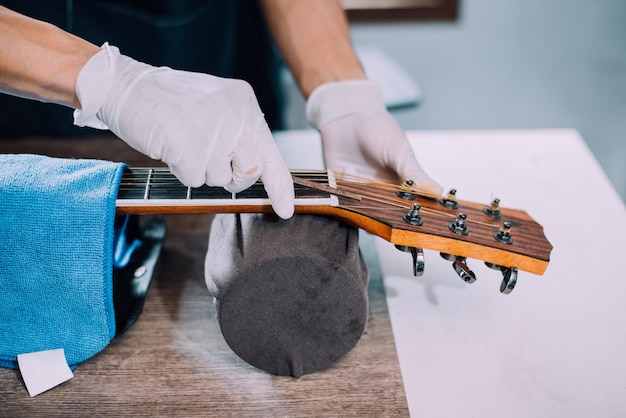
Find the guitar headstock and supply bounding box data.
[314,175,553,294]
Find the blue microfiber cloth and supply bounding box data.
[0,154,126,369]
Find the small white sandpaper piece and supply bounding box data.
[17,348,74,397]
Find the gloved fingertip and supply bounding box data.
[170,165,205,188]
[224,175,258,194]
[263,172,295,219]
[399,160,443,197]
[255,128,295,219]
[416,179,444,196]
[273,198,295,220]
[205,163,233,188]
[429,185,445,196]
[187,179,206,188]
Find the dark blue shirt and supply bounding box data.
[0,0,285,136]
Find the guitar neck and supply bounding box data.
[116,167,338,215]
[116,167,552,276]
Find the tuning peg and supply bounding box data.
[494,221,514,244]
[396,179,416,200]
[440,253,476,283]
[500,267,518,294]
[483,198,502,218]
[403,203,424,226]
[486,263,518,294]
[439,189,460,209]
[395,245,425,276]
[449,213,469,235]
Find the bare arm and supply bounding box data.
[259,0,366,98]
[0,6,99,108]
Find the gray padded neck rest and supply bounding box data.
[205,213,369,377]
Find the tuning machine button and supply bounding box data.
[483,198,502,218]
[494,221,514,244]
[439,189,460,209]
[449,213,469,235]
[403,203,424,226]
[396,179,416,200]
[486,263,518,294]
[440,253,476,283]
[395,245,425,276]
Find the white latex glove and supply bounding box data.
[306,79,442,195]
[73,43,294,219]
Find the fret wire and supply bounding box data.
[123,170,332,186]
[125,170,331,181]
[121,168,335,200]
[143,168,153,200]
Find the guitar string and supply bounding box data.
[122,167,458,213]
[120,168,497,226]
[334,180,461,221]
[120,168,503,228]
[332,173,504,228]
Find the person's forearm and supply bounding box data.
[259,0,366,98]
[0,6,99,108]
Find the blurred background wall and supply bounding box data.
[283,0,626,202]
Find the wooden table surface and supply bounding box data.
[0,137,408,417]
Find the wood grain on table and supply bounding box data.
[0,137,408,417]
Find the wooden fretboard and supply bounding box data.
[116,168,340,214]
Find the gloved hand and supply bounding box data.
[306,79,442,195]
[73,43,294,219]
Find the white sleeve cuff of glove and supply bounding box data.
[73,42,119,130]
[305,79,387,128]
